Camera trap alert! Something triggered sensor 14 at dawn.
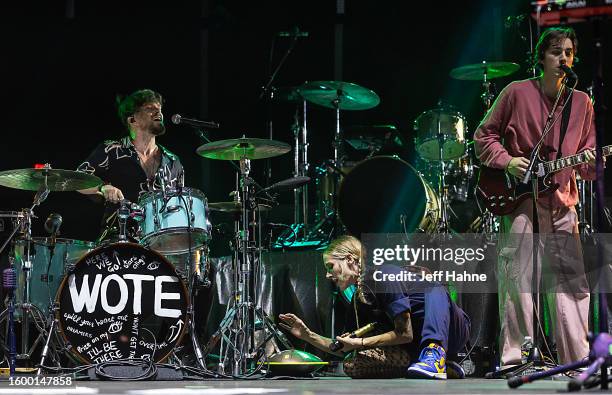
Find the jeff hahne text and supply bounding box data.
[371,245,488,283]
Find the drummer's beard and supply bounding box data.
[150,120,166,136]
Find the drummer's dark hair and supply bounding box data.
[533,27,578,70]
[116,89,164,128]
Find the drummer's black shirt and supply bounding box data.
[77,136,184,239]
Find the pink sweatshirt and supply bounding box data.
[474,78,595,209]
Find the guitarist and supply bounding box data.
[473,27,597,368]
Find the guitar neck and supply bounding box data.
[543,145,612,174]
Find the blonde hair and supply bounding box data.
[323,235,369,304]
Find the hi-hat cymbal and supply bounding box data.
[449,61,520,81]
[209,201,272,213]
[0,168,103,191]
[196,138,291,160]
[299,81,380,110]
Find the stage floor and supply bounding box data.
[0,377,579,395]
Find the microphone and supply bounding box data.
[171,114,220,129]
[3,267,17,377]
[560,64,578,83]
[329,322,377,352]
[44,213,62,236]
[277,27,309,38]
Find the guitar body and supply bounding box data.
[476,166,558,216]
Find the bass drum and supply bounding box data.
[56,243,189,364]
[338,156,439,236]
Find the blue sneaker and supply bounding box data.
[406,343,447,379]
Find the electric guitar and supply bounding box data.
[476,145,611,216]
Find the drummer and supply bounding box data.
[77,89,184,241]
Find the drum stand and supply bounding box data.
[435,130,453,234]
[0,186,57,368]
[203,158,291,376]
[292,99,310,235]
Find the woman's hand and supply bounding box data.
[278,313,310,340]
[334,334,363,352]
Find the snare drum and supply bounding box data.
[338,156,439,236]
[12,238,94,318]
[56,243,189,364]
[139,188,211,255]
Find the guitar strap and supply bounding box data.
[557,88,574,159]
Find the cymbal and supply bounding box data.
[299,81,380,110]
[209,201,271,213]
[344,124,403,151]
[196,138,291,160]
[0,168,103,191]
[449,61,520,81]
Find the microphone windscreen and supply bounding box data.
[171,114,181,125]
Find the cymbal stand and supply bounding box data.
[204,158,292,375]
[481,67,496,110]
[331,96,345,236]
[478,69,500,237]
[204,157,257,375]
[292,99,310,236]
[436,121,451,234]
[0,180,51,365]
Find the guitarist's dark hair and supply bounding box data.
[533,27,578,71]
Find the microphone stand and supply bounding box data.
[490,78,576,379]
[259,32,300,189]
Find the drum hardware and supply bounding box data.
[0,166,61,364]
[3,266,17,376]
[285,97,310,236]
[197,137,291,376]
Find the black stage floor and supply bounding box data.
[0,377,586,395]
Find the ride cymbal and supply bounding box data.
[449,61,520,80]
[299,81,380,110]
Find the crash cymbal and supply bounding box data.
[208,201,271,213]
[0,168,103,191]
[196,138,291,160]
[299,81,380,110]
[449,61,520,81]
